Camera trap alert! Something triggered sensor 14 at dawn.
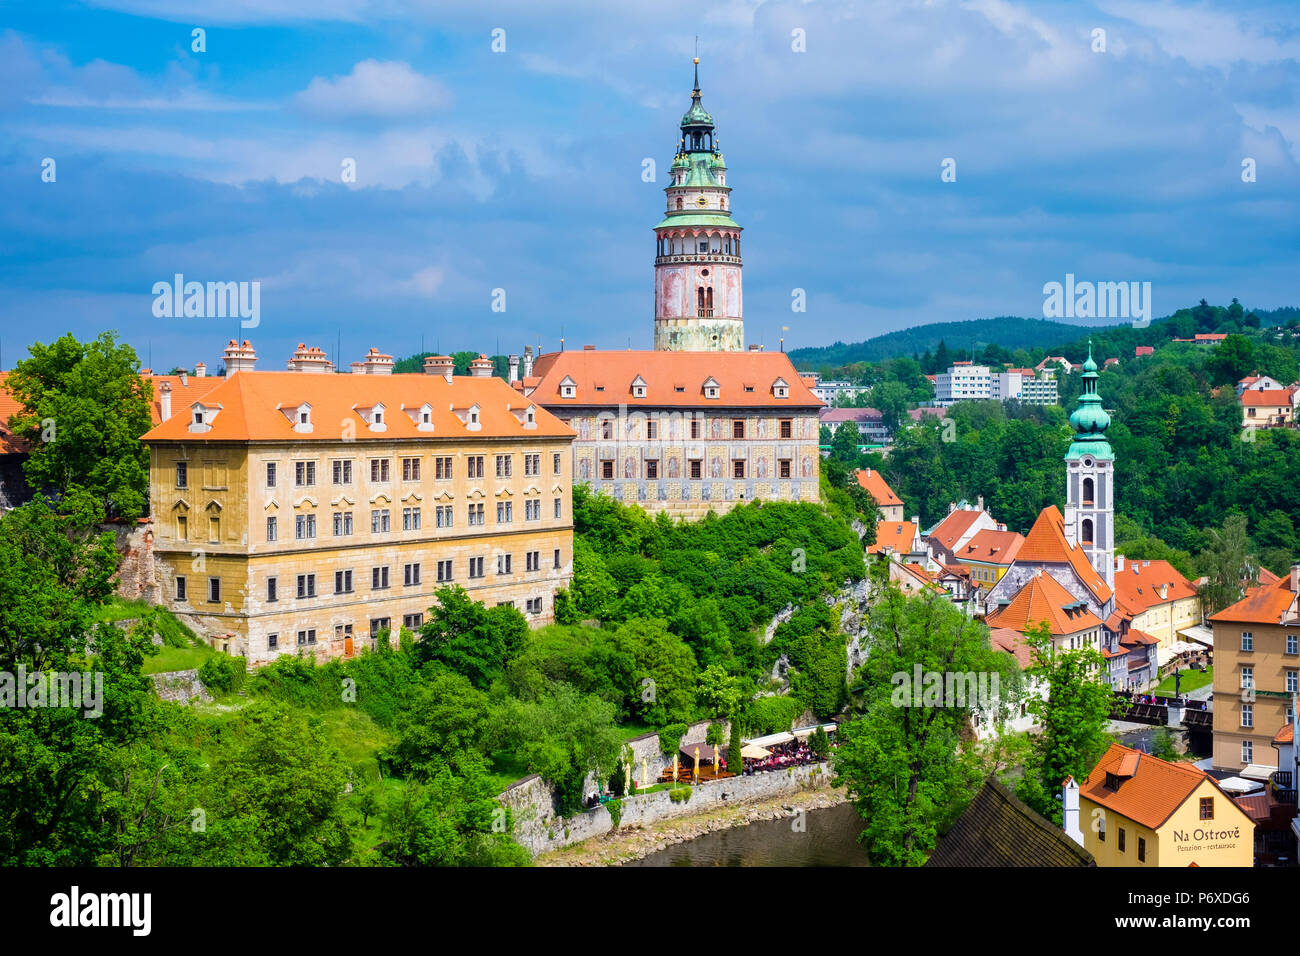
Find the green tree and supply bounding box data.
[415,586,527,688]
[833,588,1021,866]
[6,332,154,519]
[728,717,743,776]
[1197,514,1254,615]
[376,753,530,866]
[831,421,861,462]
[1016,622,1114,824]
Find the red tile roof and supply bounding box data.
[1210,573,1297,626]
[527,349,823,408]
[1273,723,1293,745]
[146,374,225,425]
[1017,506,1113,603]
[854,468,902,508]
[927,509,985,551]
[1113,559,1197,615]
[1080,743,1224,831]
[869,521,917,555]
[989,627,1034,669]
[985,572,1103,636]
[142,371,575,443]
[1241,389,1295,407]
[0,372,27,454]
[958,528,1024,566]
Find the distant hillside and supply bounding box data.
[789,317,1119,368]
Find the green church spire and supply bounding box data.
[1066,339,1113,460]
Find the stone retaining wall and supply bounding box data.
[501,759,835,857]
[150,668,212,704]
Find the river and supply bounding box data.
[625,802,870,867]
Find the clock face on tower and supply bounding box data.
[696,195,707,206]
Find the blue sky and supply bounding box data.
[1,0,1297,372]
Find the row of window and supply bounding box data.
[586,418,795,441]
[1237,666,1300,691]
[175,452,563,490]
[1096,818,1149,862]
[1239,630,1300,654]
[595,458,795,480]
[265,600,543,651]
[175,550,564,604]
[180,499,565,544]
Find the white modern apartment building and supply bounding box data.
[936,363,1058,407]
[934,363,993,405]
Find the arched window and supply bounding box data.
[697,287,706,316]
[1081,518,1094,546]
[706,287,714,316]
[676,197,683,210]
[1082,477,1094,506]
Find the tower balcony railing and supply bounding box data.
[655,254,742,266]
[697,309,714,318]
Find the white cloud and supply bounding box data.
[291,60,452,119]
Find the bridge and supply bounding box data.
[1109,693,1211,730]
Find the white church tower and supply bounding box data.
[1063,342,1115,590]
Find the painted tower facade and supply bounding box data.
[653,59,744,352]
[1063,343,1116,590]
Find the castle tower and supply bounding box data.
[1063,341,1115,590]
[653,58,744,351]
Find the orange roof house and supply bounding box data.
[854,468,903,518]
[142,371,574,444]
[1076,743,1253,867]
[1113,559,1196,616]
[985,571,1103,639]
[868,520,919,556]
[1009,505,1113,605]
[520,348,823,409]
[1210,572,1299,626]
[958,528,1024,565]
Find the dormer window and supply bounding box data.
[631,375,648,399]
[559,376,577,399]
[404,402,436,432]
[373,409,383,425]
[188,402,222,434]
[299,411,309,424]
[702,376,720,400]
[772,377,790,399]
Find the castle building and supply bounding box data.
[519,60,822,518]
[142,342,576,664]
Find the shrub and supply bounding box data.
[669,786,692,804]
[606,798,623,829]
[658,722,688,756]
[198,653,247,693]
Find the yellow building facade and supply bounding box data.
[1078,744,1254,867]
[1210,570,1300,771]
[143,359,576,665]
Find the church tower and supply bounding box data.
[1063,342,1115,590]
[653,59,744,351]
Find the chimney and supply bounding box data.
[1061,777,1083,847]
[469,354,494,378]
[193,362,207,378]
[948,502,956,515]
[977,495,985,512]
[1116,554,1125,573]
[523,345,534,378]
[350,362,365,374]
[288,344,331,373]
[1291,564,1300,594]
[508,354,520,384]
[360,347,394,375]
[583,344,596,350]
[179,370,187,387]
[223,339,257,375]
[159,381,172,421]
[423,355,454,384]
